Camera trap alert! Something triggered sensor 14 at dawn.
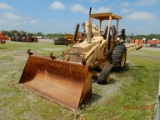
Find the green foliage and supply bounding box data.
[3,31,10,37]
[2,30,65,39]
[127,33,160,39]
[46,33,65,39]
[3,29,159,40]
[10,30,19,36]
[36,32,43,36]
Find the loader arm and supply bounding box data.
[84,39,108,67]
[126,43,143,52]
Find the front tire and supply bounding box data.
[97,64,112,84]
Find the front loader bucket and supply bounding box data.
[19,55,92,110]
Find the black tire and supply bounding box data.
[65,42,68,46]
[97,64,112,84]
[111,44,126,70]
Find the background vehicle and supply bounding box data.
[54,24,85,45]
[130,38,160,47]
[0,31,9,44]
[11,32,38,42]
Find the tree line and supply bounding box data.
[2,30,65,39]
[2,30,160,40]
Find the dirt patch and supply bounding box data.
[38,39,53,43]
[81,68,133,109]
[92,76,125,104]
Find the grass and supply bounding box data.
[129,48,160,57]
[0,41,160,120]
[77,53,160,120]
[0,41,70,56]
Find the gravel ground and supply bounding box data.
[141,46,160,51]
[38,38,53,43]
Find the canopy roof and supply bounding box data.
[90,12,122,21]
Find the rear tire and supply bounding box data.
[111,44,126,70]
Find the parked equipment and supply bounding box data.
[0,31,9,44]
[130,38,160,47]
[19,8,142,110]
[11,32,38,42]
[54,37,68,45]
[54,24,85,45]
[147,38,160,47]
[54,32,85,45]
[0,40,6,44]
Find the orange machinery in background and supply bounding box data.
[130,39,160,47]
[0,31,9,44]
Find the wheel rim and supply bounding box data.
[105,74,110,82]
[121,51,126,67]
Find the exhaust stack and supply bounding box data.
[87,7,92,44]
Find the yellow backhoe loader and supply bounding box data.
[19,8,142,110]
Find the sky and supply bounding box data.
[0,0,160,35]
